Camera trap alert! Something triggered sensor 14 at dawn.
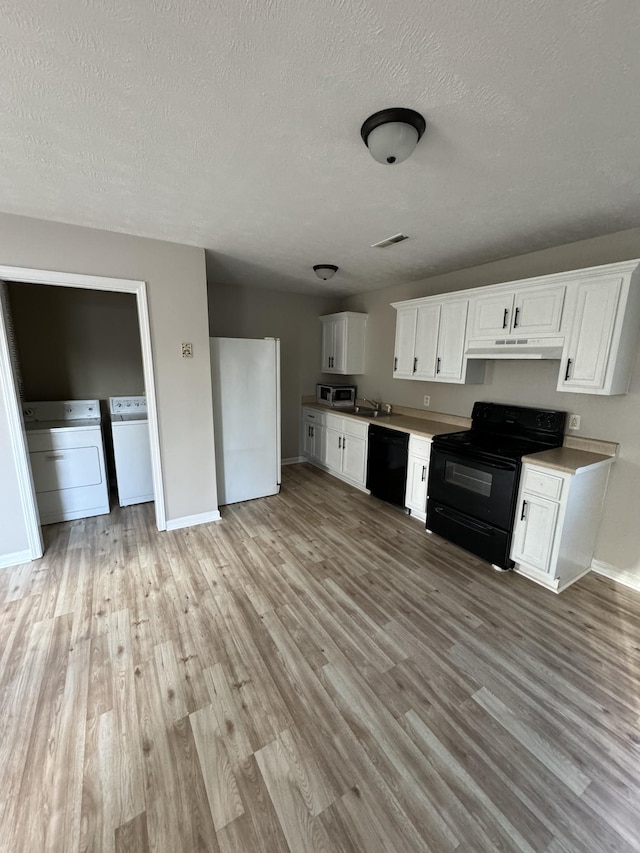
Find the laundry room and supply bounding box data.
[2,281,155,526]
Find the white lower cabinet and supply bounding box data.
[511,492,559,575]
[302,408,326,464]
[303,408,369,490]
[324,416,368,487]
[404,435,431,521]
[303,421,324,462]
[510,460,613,593]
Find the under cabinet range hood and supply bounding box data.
[465,336,565,360]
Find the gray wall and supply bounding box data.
[342,225,640,578]
[7,283,144,400]
[208,281,341,459]
[0,211,217,563]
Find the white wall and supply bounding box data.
[0,211,217,563]
[342,225,640,580]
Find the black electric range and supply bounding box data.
[426,402,566,569]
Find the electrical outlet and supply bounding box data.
[423,395,430,407]
[181,342,193,358]
[568,414,581,430]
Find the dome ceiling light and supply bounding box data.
[313,264,338,281]
[360,108,426,165]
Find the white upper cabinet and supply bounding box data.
[320,312,367,374]
[436,300,469,381]
[557,274,632,395]
[391,259,640,394]
[392,297,483,384]
[470,284,565,338]
[393,307,419,378]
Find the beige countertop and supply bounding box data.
[522,446,616,474]
[303,402,467,440]
[303,401,618,470]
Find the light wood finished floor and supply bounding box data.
[1,463,640,852]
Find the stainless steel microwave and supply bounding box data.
[316,383,357,408]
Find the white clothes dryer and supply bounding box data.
[23,399,110,525]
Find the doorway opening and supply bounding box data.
[0,265,166,564]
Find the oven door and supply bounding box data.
[427,448,519,531]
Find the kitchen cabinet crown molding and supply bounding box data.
[390,258,640,309]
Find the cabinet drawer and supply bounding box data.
[522,467,564,501]
[343,418,369,439]
[324,413,344,433]
[409,435,431,459]
[303,408,326,425]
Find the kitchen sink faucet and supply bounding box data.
[362,398,381,411]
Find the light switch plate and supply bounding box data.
[182,342,193,358]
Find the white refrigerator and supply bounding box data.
[210,337,281,506]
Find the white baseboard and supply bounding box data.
[591,559,640,592]
[282,456,306,465]
[0,549,33,570]
[166,510,221,531]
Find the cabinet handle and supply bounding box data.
[514,307,520,328]
[520,500,527,521]
[413,356,418,373]
[310,426,314,438]
[394,357,398,372]
[564,358,572,381]
[46,453,64,461]
[342,437,346,449]
[502,308,509,329]
[338,436,342,449]
[436,357,441,374]
[421,465,426,482]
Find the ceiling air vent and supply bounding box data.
[371,233,410,249]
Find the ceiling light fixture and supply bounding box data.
[360,108,426,165]
[313,264,338,281]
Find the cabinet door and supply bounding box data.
[393,308,418,378]
[312,424,325,462]
[341,434,367,486]
[405,455,429,515]
[332,316,348,373]
[470,292,513,337]
[511,493,559,574]
[513,285,565,334]
[321,319,335,372]
[413,304,440,380]
[435,300,468,381]
[324,427,343,473]
[303,423,315,457]
[559,277,621,391]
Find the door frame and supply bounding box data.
[0,265,166,562]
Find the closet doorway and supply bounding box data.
[0,265,166,563]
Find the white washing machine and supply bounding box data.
[23,400,110,525]
[109,396,154,507]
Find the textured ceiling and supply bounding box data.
[2,0,640,295]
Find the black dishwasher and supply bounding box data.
[366,425,409,507]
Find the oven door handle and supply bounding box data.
[432,450,518,472]
[433,505,497,536]
[485,460,519,471]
